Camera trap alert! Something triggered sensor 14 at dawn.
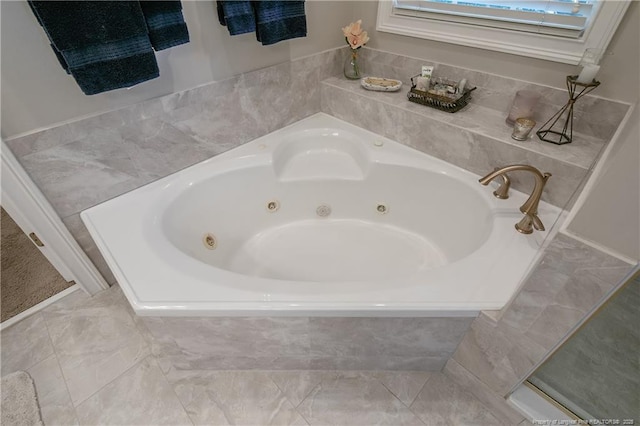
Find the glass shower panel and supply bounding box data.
[528,272,640,420]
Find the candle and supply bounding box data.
[512,118,536,141]
[506,90,540,125]
[576,64,600,84]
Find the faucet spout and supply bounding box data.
[479,164,552,234]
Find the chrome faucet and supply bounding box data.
[479,165,552,234]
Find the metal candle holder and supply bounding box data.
[536,75,600,145]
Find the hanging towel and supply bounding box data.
[139,1,190,50]
[254,1,306,46]
[217,1,306,45]
[29,1,189,95]
[217,1,256,36]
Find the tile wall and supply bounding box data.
[445,233,633,416]
[141,316,474,371]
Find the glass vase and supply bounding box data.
[343,48,362,80]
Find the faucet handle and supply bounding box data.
[492,168,510,199]
[515,213,545,234]
[531,214,545,231]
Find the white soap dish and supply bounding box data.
[360,77,402,92]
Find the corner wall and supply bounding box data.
[0,0,353,138]
[566,103,640,261]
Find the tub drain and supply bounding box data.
[266,200,280,212]
[203,233,217,250]
[316,204,331,217]
[376,204,388,214]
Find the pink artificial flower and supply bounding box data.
[342,20,370,49]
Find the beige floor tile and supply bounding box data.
[28,355,78,426]
[410,373,505,425]
[374,371,432,407]
[1,312,54,375]
[297,372,424,425]
[42,286,149,405]
[75,357,191,425]
[269,371,327,407]
[167,369,307,425]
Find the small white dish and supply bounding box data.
[360,77,402,92]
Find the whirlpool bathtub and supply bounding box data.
[82,113,561,317]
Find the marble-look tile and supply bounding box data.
[75,357,192,426]
[169,92,264,150]
[358,48,629,141]
[143,316,312,371]
[271,370,430,409]
[42,286,149,405]
[269,371,327,407]
[118,117,220,178]
[62,214,116,285]
[452,315,515,394]
[410,373,505,425]
[5,103,147,158]
[496,322,549,366]
[322,73,609,171]
[297,371,424,425]
[308,315,472,359]
[308,355,448,371]
[500,267,571,332]
[145,315,466,372]
[27,355,79,426]
[540,234,631,281]
[165,369,306,425]
[18,127,155,218]
[320,80,589,208]
[525,303,586,349]
[5,123,90,158]
[443,359,524,425]
[18,116,216,218]
[0,313,54,375]
[374,371,431,407]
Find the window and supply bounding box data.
[376,0,631,64]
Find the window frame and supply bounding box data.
[376,0,631,65]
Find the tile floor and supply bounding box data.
[1,285,531,425]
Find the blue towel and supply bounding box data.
[139,1,190,50]
[217,1,256,35]
[217,1,306,45]
[28,1,189,95]
[254,1,306,46]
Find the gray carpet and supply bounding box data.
[1,371,44,426]
[1,207,73,322]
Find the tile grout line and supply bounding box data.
[154,360,196,426]
[440,366,513,425]
[406,371,437,425]
[373,373,429,426]
[111,289,194,425]
[75,355,150,411]
[40,311,81,425]
[266,371,315,425]
[291,375,327,425]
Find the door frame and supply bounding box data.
[1,139,108,296]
